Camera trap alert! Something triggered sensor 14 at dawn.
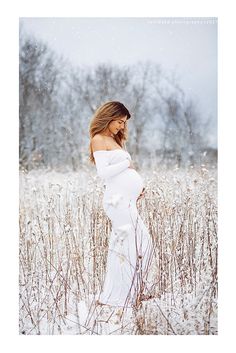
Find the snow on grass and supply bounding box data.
[19,164,217,335]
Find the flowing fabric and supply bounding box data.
[93,149,153,308]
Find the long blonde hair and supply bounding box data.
[89,101,131,164]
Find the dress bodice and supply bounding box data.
[93,149,132,181]
[93,148,130,156]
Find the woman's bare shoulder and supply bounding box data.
[92,133,103,141]
[91,134,107,152]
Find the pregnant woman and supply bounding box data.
[89,101,154,309]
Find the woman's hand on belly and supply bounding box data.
[128,160,136,169]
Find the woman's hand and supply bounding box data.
[128,160,136,169]
[137,187,146,202]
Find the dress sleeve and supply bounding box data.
[93,152,130,179]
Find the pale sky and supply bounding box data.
[20,17,217,147]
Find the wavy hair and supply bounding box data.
[89,101,131,164]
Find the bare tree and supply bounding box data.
[19,28,63,170]
[150,70,209,167]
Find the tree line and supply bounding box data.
[19,27,216,171]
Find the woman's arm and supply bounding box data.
[92,135,130,179]
[94,153,130,179]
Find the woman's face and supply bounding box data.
[108,116,127,135]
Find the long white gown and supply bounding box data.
[93,148,153,308]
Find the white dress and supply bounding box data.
[93,148,153,308]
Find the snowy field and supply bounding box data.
[19,164,217,335]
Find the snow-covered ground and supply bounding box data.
[19,165,217,335]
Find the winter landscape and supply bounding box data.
[19,164,217,335]
[19,18,217,335]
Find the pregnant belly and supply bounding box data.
[106,168,144,200]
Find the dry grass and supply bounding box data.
[19,164,217,335]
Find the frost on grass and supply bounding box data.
[19,165,217,335]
